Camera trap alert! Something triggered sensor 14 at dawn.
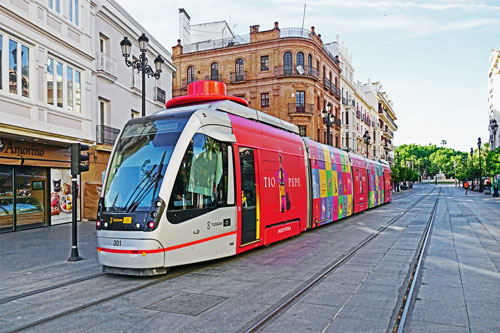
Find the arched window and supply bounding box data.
[187,66,195,84]
[235,58,244,81]
[210,62,219,81]
[296,52,304,70]
[307,54,312,74]
[283,51,292,75]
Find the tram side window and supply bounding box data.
[167,133,229,223]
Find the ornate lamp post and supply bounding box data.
[478,137,483,193]
[363,130,371,158]
[321,102,333,146]
[120,34,164,117]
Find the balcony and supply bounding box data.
[275,66,319,80]
[96,125,120,146]
[205,73,222,81]
[96,52,117,80]
[323,77,331,91]
[230,71,247,83]
[288,103,314,116]
[356,110,361,118]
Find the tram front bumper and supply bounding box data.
[97,237,165,269]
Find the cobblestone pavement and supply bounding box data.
[0,184,499,332]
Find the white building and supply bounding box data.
[489,49,500,150]
[333,36,397,162]
[0,0,174,232]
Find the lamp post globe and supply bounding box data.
[120,33,163,117]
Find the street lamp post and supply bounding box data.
[478,137,483,193]
[489,119,499,197]
[384,141,389,161]
[363,130,371,159]
[120,34,164,117]
[321,102,333,146]
[470,147,474,190]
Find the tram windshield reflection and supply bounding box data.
[103,113,191,212]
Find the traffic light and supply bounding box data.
[71,143,90,176]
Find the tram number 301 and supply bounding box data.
[113,240,122,247]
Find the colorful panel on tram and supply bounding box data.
[307,140,352,226]
[367,162,385,208]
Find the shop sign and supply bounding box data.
[0,138,70,163]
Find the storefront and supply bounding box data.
[0,137,75,232]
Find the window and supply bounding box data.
[67,67,73,111]
[283,51,292,75]
[131,110,139,119]
[210,62,219,81]
[235,58,244,81]
[99,34,109,54]
[21,46,29,97]
[307,54,312,71]
[68,0,79,25]
[47,57,81,111]
[167,134,230,223]
[296,52,304,69]
[0,35,2,90]
[48,0,60,13]
[296,90,305,113]
[187,66,195,84]
[99,98,110,126]
[260,55,269,71]
[56,62,63,108]
[9,40,17,94]
[261,93,269,107]
[345,111,349,125]
[298,125,307,137]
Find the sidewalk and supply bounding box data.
[0,221,100,298]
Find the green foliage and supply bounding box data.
[486,148,500,176]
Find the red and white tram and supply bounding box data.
[96,81,391,275]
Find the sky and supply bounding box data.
[117,0,500,152]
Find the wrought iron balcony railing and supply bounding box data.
[275,66,319,80]
[230,71,247,83]
[288,103,314,115]
[96,125,120,146]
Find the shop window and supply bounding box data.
[260,55,269,71]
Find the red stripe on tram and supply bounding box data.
[97,231,237,254]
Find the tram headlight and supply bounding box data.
[104,222,109,228]
[150,211,157,218]
[135,222,141,229]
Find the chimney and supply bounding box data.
[178,8,191,45]
[335,55,339,63]
[250,25,260,34]
[318,33,321,39]
[274,21,279,30]
[311,26,315,34]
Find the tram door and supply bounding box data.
[239,147,259,245]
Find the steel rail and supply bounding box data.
[393,188,441,332]
[243,186,437,333]
[7,266,200,333]
[0,272,106,305]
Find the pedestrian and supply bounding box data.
[464,181,469,195]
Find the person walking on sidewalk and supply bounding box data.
[464,181,469,195]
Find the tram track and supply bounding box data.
[5,265,202,333]
[392,187,440,332]
[242,186,438,333]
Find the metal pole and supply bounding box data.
[68,177,82,261]
[141,53,146,117]
[326,118,331,146]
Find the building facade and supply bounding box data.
[0,0,173,232]
[172,17,342,146]
[334,37,397,163]
[489,49,500,150]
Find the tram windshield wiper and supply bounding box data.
[126,151,167,213]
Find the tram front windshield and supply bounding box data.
[103,114,190,212]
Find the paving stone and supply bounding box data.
[410,297,469,327]
[324,317,390,332]
[300,291,353,307]
[406,320,470,332]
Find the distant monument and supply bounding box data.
[435,169,446,181]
